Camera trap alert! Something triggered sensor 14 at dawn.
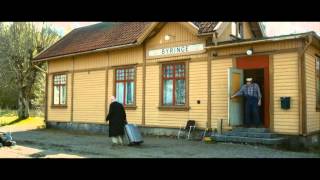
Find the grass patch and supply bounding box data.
[13,117,45,127]
[0,110,18,126]
[0,110,17,117]
[0,109,44,127]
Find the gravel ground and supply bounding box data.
[1,128,319,158]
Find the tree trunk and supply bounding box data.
[17,87,30,120]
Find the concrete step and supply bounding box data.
[212,134,286,145]
[232,127,269,133]
[224,131,278,138]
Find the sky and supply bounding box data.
[44,22,99,35]
[263,22,320,36]
[34,22,320,37]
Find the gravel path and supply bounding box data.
[1,128,319,158]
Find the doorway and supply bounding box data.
[236,55,270,128]
[243,69,264,126]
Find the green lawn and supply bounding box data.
[0,109,44,127]
[0,109,17,126]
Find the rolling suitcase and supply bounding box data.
[124,124,143,145]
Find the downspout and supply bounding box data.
[33,64,48,125]
[71,57,74,123]
[299,34,312,136]
[207,49,212,129]
[142,43,146,126]
[212,31,218,46]
[206,31,218,129]
[209,31,219,57]
[105,52,109,120]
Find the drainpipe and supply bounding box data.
[207,31,218,129]
[142,43,146,126]
[209,31,219,57]
[71,57,75,123]
[299,34,312,136]
[212,31,218,46]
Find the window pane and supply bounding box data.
[54,76,60,85]
[175,64,185,77]
[116,70,119,80]
[239,23,243,37]
[60,75,66,84]
[175,64,179,77]
[60,85,66,105]
[126,81,134,105]
[169,65,173,77]
[121,69,125,80]
[175,80,186,105]
[164,65,173,78]
[164,66,168,77]
[116,82,124,104]
[54,75,67,85]
[127,68,135,80]
[116,69,125,80]
[163,80,173,105]
[125,69,129,80]
[131,68,135,80]
[53,86,59,105]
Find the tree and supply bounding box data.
[0,23,19,109]
[0,22,60,119]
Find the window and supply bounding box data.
[53,74,67,106]
[238,22,244,38]
[162,63,186,106]
[316,56,320,110]
[115,67,135,106]
[231,22,243,39]
[231,22,237,37]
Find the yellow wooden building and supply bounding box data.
[33,22,320,137]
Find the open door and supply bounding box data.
[228,68,244,126]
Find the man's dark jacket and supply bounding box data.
[106,101,127,137]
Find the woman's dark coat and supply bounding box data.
[106,101,127,137]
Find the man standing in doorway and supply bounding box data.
[106,96,128,146]
[231,77,262,128]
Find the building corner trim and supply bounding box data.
[142,43,146,125]
[207,53,212,128]
[299,35,312,135]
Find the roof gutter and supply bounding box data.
[32,42,138,62]
[197,32,215,36]
[205,34,312,49]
